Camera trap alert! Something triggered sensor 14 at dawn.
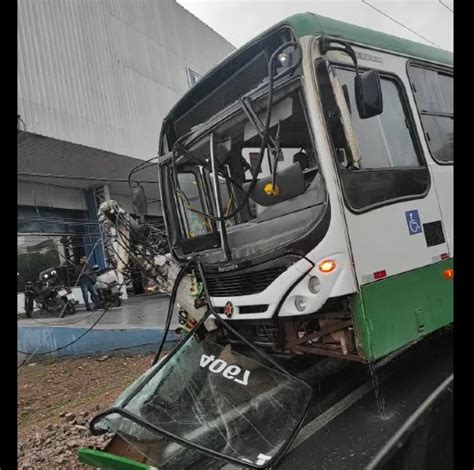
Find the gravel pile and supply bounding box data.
[18,354,155,469]
[18,408,114,469]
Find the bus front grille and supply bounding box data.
[206,266,286,297]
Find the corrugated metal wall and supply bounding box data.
[18,180,87,210]
[17,0,234,161]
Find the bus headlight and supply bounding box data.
[308,276,321,294]
[295,296,307,312]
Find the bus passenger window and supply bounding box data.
[335,68,421,169]
[407,65,453,164]
[315,59,430,212]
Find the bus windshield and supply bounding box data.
[162,81,327,262]
[92,320,312,468]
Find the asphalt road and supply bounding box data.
[210,329,452,470]
[276,330,453,470]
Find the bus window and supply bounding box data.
[177,173,211,238]
[316,60,429,212]
[335,68,421,169]
[407,65,453,164]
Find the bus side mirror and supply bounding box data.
[132,184,148,216]
[355,70,383,119]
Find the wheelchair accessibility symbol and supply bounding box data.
[405,210,423,235]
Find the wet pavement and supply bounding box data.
[17,294,179,330]
[208,330,453,470]
[276,330,453,469]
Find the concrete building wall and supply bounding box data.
[17,0,234,161]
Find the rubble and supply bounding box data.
[75,416,86,426]
[18,354,153,469]
[18,413,113,469]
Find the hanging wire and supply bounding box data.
[361,0,443,48]
[18,209,162,330]
[127,155,160,188]
[19,236,111,327]
[18,236,104,368]
[18,209,169,334]
[18,119,170,363]
[18,278,127,364]
[18,204,172,365]
[18,172,159,185]
[438,0,453,13]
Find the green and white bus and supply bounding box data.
[158,12,453,363]
[82,13,453,470]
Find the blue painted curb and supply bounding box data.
[18,326,179,358]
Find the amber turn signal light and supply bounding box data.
[319,260,336,273]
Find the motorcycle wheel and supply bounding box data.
[66,301,76,315]
[49,298,67,318]
[113,295,122,307]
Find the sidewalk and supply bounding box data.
[18,294,181,362]
[18,294,178,329]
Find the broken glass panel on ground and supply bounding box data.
[91,320,312,468]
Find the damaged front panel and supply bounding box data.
[90,317,312,468]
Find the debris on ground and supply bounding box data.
[96,355,110,362]
[18,354,153,469]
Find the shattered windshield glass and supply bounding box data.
[164,82,327,261]
[93,322,312,468]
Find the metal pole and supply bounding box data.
[103,184,111,201]
[210,133,231,260]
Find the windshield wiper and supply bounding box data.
[172,41,301,229]
[240,97,283,191]
[240,97,276,173]
[240,97,278,147]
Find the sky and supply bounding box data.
[176,0,453,51]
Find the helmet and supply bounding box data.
[92,265,100,272]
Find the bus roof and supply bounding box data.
[160,12,452,149]
[285,13,452,66]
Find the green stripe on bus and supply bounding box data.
[284,13,453,66]
[352,259,453,361]
[78,448,152,470]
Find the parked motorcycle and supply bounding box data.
[92,266,122,307]
[23,268,78,318]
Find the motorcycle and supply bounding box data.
[92,266,122,307]
[23,268,78,318]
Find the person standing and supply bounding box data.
[77,256,100,311]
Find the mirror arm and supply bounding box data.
[319,37,360,77]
